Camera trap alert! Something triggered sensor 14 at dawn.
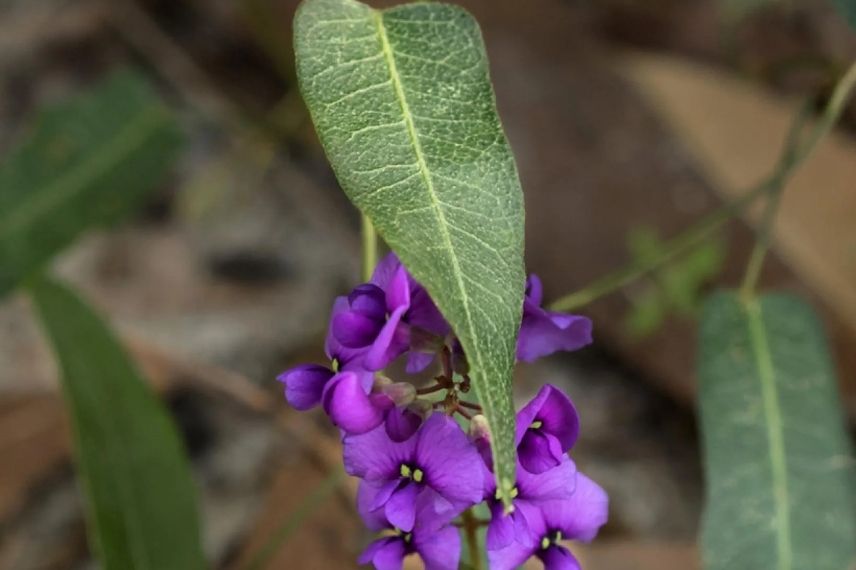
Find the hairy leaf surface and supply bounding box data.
[294,0,526,502]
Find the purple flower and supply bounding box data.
[516,384,580,473]
[517,275,592,362]
[331,253,449,372]
[484,457,577,551]
[358,482,461,570]
[487,472,609,570]
[343,413,483,531]
[321,370,388,434]
[277,364,333,411]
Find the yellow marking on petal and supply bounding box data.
[413,468,424,483]
[540,536,551,550]
[400,464,412,479]
[530,420,543,429]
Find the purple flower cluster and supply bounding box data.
[278,253,607,569]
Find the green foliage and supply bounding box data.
[294,0,525,505]
[0,70,182,298]
[29,276,205,570]
[698,292,856,570]
[624,227,725,337]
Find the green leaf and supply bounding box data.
[294,0,525,503]
[29,276,205,570]
[698,292,856,570]
[0,70,182,298]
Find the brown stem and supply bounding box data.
[455,405,474,420]
[458,400,482,411]
[416,383,445,396]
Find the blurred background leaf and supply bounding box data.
[29,275,205,570]
[624,227,725,338]
[0,69,182,298]
[697,292,856,570]
[830,0,856,29]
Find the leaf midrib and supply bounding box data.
[0,104,169,240]
[371,10,485,414]
[744,296,792,570]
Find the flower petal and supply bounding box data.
[321,372,384,435]
[342,421,418,481]
[359,537,405,570]
[486,538,536,570]
[517,456,577,503]
[543,472,609,542]
[349,284,387,320]
[385,407,423,443]
[385,482,420,532]
[519,430,565,474]
[358,480,395,531]
[365,305,409,371]
[414,523,461,570]
[486,501,517,550]
[407,286,450,336]
[526,274,544,306]
[368,478,403,514]
[515,384,580,454]
[277,364,333,410]
[405,350,436,374]
[537,545,582,570]
[370,252,401,289]
[415,414,484,506]
[332,310,382,348]
[324,297,365,365]
[385,265,411,312]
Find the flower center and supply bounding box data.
[393,528,413,543]
[494,486,519,501]
[540,530,563,550]
[529,420,543,430]
[399,463,424,483]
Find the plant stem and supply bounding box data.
[741,61,856,298]
[245,469,344,570]
[550,61,856,312]
[548,181,767,312]
[361,213,377,282]
[416,383,445,395]
[461,508,483,570]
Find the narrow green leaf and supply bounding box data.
[29,276,205,570]
[698,292,856,570]
[294,0,525,503]
[0,70,182,298]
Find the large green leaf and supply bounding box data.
[0,70,182,298]
[29,276,205,570]
[294,0,525,502]
[698,292,856,570]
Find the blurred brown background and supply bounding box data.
[1,0,855,568]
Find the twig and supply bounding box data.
[741,61,856,297]
[550,61,856,312]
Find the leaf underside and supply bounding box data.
[294,0,525,503]
[0,70,182,298]
[698,292,856,570]
[29,276,205,570]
